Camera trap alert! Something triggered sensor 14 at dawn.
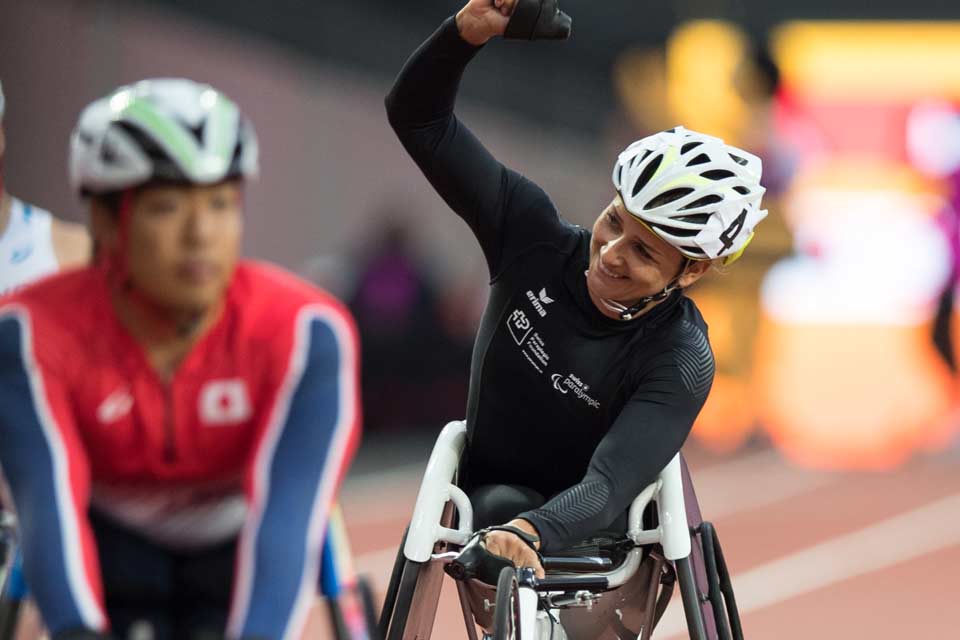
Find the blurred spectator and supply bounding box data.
[676,34,797,452]
[906,100,960,371]
[347,213,471,431]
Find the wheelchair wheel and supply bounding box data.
[493,566,521,640]
[385,558,422,640]
[357,576,380,637]
[378,527,410,639]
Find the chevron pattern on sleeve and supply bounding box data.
[673,320,715,401]
[536,480,611,526]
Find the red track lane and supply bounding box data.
[12,445,960,638]
[342,444,960,640]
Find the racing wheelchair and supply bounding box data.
[378,421,743,639]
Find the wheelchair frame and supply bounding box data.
[379,420,743,640]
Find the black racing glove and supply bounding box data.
[504,0,572,40]
[445,525,542,585]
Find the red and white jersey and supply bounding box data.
[0,260,361,638]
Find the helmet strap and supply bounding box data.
[617,258,691,321]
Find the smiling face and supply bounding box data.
[586,194,710,319]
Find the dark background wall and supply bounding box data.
[136,0,960,133]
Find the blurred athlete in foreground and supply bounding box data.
[0,79,361,640]
[0,79,90,294]
[0,76,91,640]
[387,0,766,634]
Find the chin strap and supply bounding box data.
[614,286,678,321]
[592,258,692,321]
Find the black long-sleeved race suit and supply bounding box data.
[386,17,715,552]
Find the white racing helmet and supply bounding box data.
[612,126,767,264]
[69,78,258,196]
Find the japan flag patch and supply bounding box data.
[199,379,252,426]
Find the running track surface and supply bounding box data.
[13,436,960,638]
[336,436,960,639]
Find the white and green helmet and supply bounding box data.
[612,126,767,264]
[69,78,258,196]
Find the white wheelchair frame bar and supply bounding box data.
[401,420,695,637]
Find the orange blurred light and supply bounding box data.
[773,22,960,101]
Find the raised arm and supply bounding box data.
[385,0,560,276]
[226,304,361,640]
[520,324,716,552]
[0,308,108,636]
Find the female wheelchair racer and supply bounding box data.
[379,0,765,637]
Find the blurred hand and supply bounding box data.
[456,0,518,46]
[481,518,544,579]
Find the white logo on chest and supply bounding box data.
[199,379,252,426]
[97,386,134,424]
[526,287,554,317]
[550,372,601,409]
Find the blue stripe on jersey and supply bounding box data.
[320,528,342,597]
[239,315,349,638]
[0,315,88,633]
[5,550,28,601]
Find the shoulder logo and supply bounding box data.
[199,379,252,426]
[97,387,134,424]
[526,287,554,317]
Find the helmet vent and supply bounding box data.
[675,213,712,224]
[651,223,700,238]
[728,153,748,166]
[701,169,735,180]
[616,164,623,186]
[680,194,723,210]
[631,153,663,197]
[679,245,708,256]
[645,187,693,209]
[100,143,119,164]
[686,153,711,167]
[733,185,751,195]
[681,141,703,154]
[185,123,204,145]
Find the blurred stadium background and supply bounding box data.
[3,0,960,637]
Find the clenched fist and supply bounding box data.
[456,0,518,46]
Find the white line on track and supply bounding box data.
[342,462,425,497]
[354,546,404,580]
[349,450,838,589]
[689,450,837,520]
[347,450,838,573]
[656,491,960,637]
